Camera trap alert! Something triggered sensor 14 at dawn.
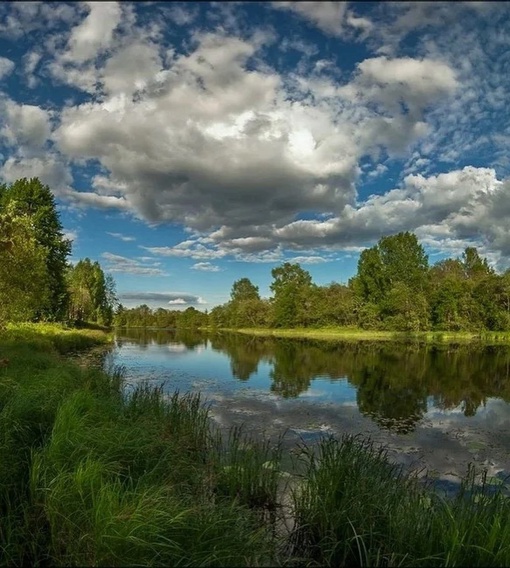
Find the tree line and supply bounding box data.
[114,304,209,330]
[0,178,117,327]
[117,231,510,332]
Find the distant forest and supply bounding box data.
[116,231,510,332]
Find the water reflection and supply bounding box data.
[117,327,209,349]
[115,328,510,433]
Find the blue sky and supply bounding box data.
[1,1,510,310]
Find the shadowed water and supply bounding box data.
[108,328,510,493]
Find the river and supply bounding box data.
[106,328,510,494]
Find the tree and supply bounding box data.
[0,207,50,324]
[355,232,428,306]
[382,283,430,331]
[308,283,357,327]
[462,247,493,280]
[67,259,117,325]
[114,304,127,327]
[230,278,260,303]
[227,277,269,327]
[352,248,386,304]
[378,232,429,292]
[270,262,313,327]
[176,306,208,329]
[0,178,71,320]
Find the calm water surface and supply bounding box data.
[108,328,510,489]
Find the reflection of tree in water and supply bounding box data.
[353,364,428,434]
[120,328,510,432]
[210,335,510,430]
[118,327,151,349]
[427,345,510,416]
[173,329,208,349]
[270,342,314,398]
[116,328,208,350]
[210,334,271,380]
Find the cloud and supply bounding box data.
[0,100,52,154]
[141,241,228,261]
[106,231,136,242]
[191,262,222,272]
[0,56,14,79]
[62,190,130,211]
[64,2,122,63]
[289,255,331,265]
[0,1,508,268]
[272,2,372,39]
[101,252,167,275]
[162,3,198,26]
[51,21,459,250]
[355,56,457,103]
[0,155,72,191]
[63,229,78,243]
[0,2,79,40]
[268,166,510,268]
[119,291,206,306]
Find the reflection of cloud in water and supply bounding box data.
[167,344,187,353]
[426,397,510,430]
[298,388,359,407]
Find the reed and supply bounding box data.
[289,434,510,567]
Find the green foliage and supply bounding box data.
[382,283,430,331]
[0,177,117,329]
[223,278,271,328]
[0,208,51,324]
[0,326,275,566]
[210,233,507,334]
[301,283,357,328]
[114,305,211,329]
[462,246,494,280]
[230,277,260,303]
[356,232,429,306]
[291,435,510,567]
[355,247,387,304]
[176,306,209,329]
[270,262,313,327]
[0,178,71,320]
[67,258,117,326]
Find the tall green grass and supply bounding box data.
[0,325,276,566]
[290,435,510,567]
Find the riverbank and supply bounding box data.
[2,321,113,351]
[228,326,510,344]
[3,324,510,566]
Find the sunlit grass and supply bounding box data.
[2,321,112,354]
[231,326,510,344]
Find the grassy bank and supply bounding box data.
[2,322,112,353]
[0,324,280,566]
[2,324,510,566]
[229,326,510,344]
